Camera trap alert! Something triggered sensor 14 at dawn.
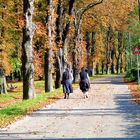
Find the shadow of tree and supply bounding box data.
[115,93,140,138]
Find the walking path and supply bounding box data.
[1,75,140,139]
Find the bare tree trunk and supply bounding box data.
[44,48,53,92]
[0,3,7,94]
[55,0,64,88]
[86,32,91,75]
[116,31,123,74]
[116,58,119,74]
[22,0,36,100]
[62,0,75,69]
[111,50,115,74]
[120,53,125,73]
[91,32,95,76]
[73,24,81,82]
[138,0,140,21]
[96,63,99,75]
[45,0,55,92]
[0,4,7,94]
[55,48,63,89]
[92,62,95,76]
[106,26,113,74]
[0,68,7,94]
[101,61,105,75]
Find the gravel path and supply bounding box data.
[1,75,140,139]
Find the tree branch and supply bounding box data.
[78,0,103,19]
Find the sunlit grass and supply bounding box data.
[0,86,63,128]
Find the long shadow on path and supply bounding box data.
[115,93,140,138]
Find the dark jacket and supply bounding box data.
[62,70,72,93]
[79,69,90,92]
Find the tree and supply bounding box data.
[22,0,36,99]
[73,0,103,82]
[55,0,75,88]
[45,0,57,92]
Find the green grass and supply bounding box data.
[0,81,45,104]
[0,87,63,128]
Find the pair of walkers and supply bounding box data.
[61,67,90,99]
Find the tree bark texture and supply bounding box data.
[55,0,64,88]
[22,0,36,100]
[62,0,75,69]
[111,49,115,74]
[106,26,113,74]
[45,0,55,92]
[91,32,95,76]
[86,32,91,75]
[73,26,81,82]
[0,3,7,94]
[55,48,63,89]
[44,48,53,92]
[116,31,123,74]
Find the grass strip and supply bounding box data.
[0,88,62,128]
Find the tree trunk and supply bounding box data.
[91,32,95,76]
[138,0,140,21]
[55,56,61,89]
[86,32,91,75]
[128,32,132,69]
[0,68,7,94]
[55,48,63,89]
[62,0,75,69]
[22,0,36,100]
[96,63,99,75]
[73,25,81,83]
[44,49,53,92]
[92,62,95,76]
[56,0,63,48]
[116,58,119,74]
[120,53,124,73]
[101,61,105,75]
[116,31,123,74]
[111,50,115,74]
[0,4,7,94]
[106,26,113,74]
[45,0,55,92]
[55,0,64,88]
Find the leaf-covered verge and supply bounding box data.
[124,78,140,105]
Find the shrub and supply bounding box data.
[125,68,140,82]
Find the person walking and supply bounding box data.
[79,67,90,98]
[61,68,71,99]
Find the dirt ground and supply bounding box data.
[1,75,140,139]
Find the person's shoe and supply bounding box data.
[67,94,69,99]
[86,95,88,98]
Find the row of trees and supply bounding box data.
[0,0,138,99]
